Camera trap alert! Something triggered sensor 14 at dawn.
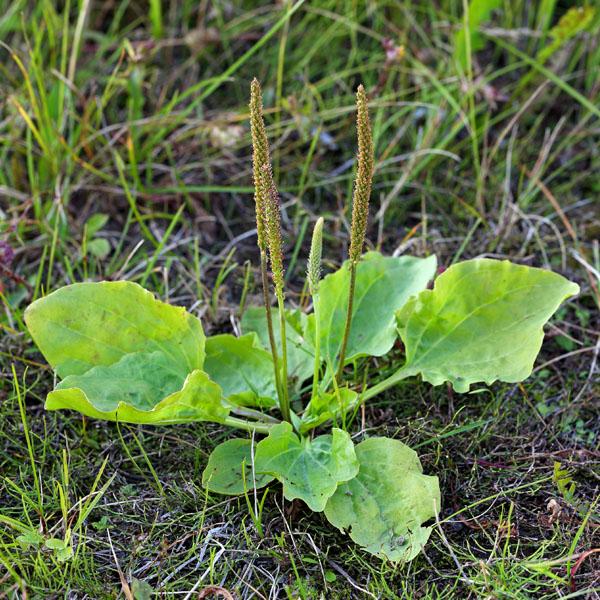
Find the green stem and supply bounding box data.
[260,251,284,408]
[276,293,292,425]
[227,404,281,424]
[223,416,274,435]
[362,364,414,401]
[335,264,356,383]
[311,293,321,399]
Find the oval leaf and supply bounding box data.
[202,438,274,495]
[306,252,436,369]
[46,361,228,424]
[204,334,278,408]
[254,423,358,511]
[397,259,580,392]
[324,437,440,562]
[24,281,205,378]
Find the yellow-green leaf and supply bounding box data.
[47,363,228,424]
[204,334,278,408]
[254,423,358,511]
[397,259,579,392]
[300,388,360,435]
[324,437,439,561]
[202,438,274,495]
[25,281,205,377]
[306,252,436,371]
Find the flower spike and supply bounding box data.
[349,85,373,266]
[250,78,270,251]
[308,217,325,399]
[261,163,285,295]
[336,85,373,382]
[307,217,324,295]
[249,79,289,425]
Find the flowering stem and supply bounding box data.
[250,78,288,419]
[335,264,356,382]
[261,161,292,427]
[336,85,373,384]
[260,250,284,408]
[276,294,291,424]
[311,293,321,398]
[306,216,324,399]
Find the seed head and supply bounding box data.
[261,163,285,294]
[307,217,324,295]
[349,85,374,266]
[250,78,270,251]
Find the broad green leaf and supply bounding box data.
[25,281,205,378]
[324,437,439,562]
[396,259,580,392]
[241,306,314,388]
[53,351,187,411]
[56,546,73,562]
[254,423,358,511]
[300,388,360,435]
[202,438,274,495]
[204,334,277,408]
[306,252,436,369]
[46,362,228,424]
[45,537,75,560]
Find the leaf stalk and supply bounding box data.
[361,364,415,401]
[223,416,274,435]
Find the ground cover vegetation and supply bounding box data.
[1,1,599,598]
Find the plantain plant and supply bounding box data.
[24,80,579,562]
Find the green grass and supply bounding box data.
[1,0,600,598]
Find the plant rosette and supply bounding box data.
[24,253,578,561]
[23,81,580,562]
